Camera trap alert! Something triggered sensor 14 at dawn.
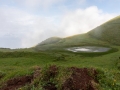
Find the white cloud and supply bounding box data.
[21,16,60,47]
[60,6,116,36]
[0,6,117,48]
[0,7,60,48]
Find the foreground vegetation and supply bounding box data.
[0,45,120,90]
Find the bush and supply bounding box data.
[0,71,5,79]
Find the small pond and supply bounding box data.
[67,46,111,53]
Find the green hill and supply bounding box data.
[35,34,109,50]
[37,37,62,45]
[35,15,120,50]
[88,15,120,45]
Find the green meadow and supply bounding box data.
[0,46,120,89]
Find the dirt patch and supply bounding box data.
[41,66,98,90]
[1,67,41,90]
[62,67,98,90]
[1,75,33,90]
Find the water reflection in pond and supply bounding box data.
[67,46,111,52]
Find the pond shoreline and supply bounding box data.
[67,46,111,53]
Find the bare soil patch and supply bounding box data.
[1,75,33,90]
[62,67,98,90]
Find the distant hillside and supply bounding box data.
[35,37,62,50]
[35,15,120,50]
[37,37,62,45]
[88,15,120,45]
[35,33,109,50]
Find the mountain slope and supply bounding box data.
[37,37,62,45]
[35,34,109,50]
[35,15,120,50]
[35,37,62,50]
[88,15,120,45]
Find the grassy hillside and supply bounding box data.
[89,15,120,45]
[35,33,110,50]
[35,15,120,50]
[37,37,62,45]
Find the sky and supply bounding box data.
[0,0,120,48]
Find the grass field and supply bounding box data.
[0,45,120,89]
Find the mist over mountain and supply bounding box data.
[38,37,62,45]
[89,15,120,45]
[35,15,120,50]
